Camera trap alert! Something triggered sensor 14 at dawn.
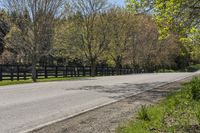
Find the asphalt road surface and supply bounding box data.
[0,72,198,133]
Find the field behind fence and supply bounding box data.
[0,65,134,81]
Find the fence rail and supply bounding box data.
[0,65,133,81]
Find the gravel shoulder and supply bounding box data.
[31,76,195,133]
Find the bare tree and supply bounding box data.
[105,8,133,73]
[2,0,65,82]
[67,0,110,76]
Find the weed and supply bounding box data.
[195,105,200,125]
[118,77,200,133]
[138,105,151,121]
[190,78,200,101]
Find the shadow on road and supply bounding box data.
[75,81,174,100]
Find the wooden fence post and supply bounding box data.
[74,67,76,77]
[0,65,2,81]
[55,66,58,78]
[36,69,38,79]
[77,67,80,77]
[100,67,103,76]
[83,66,85,77]
[24,71,26,80]
[45,66,48,78]
[11,66,13,81]
[89,66,92,76]
[65,66,68,77]
[111,67,114,75]
[69,67,72,77]
[95,67,97,76]
[17,65,20,81]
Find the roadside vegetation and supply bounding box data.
[0,0,199,82]
[117,77,200,133]
[186,64,200,72]
[156,64,200,73]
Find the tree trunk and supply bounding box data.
[115,63,121,75]
[91,60,96,77]
[115,56,122,75]
[31,62,37,82]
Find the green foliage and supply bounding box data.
[156,69,175,73]
[1,0,199,73]
[155,64,200,73]
[138,105,151,121]
[189,77,200,101]
[118,77,200,133]
[195,105,200,125]
[126,0,200,68]
[0,10,10,53]
[186,64,200,72]
[126,0,154,14]
[126,0,200,41]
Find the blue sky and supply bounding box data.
[110,0,125,7]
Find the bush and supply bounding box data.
[195,105,200,125]
[190,78,200,101]
[156,69,175,73]
[118,77,200,133]
[186,64,200,72]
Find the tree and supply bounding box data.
[126,0,200,38]
[126,0,154,14]
[2,0,65,82]
[66,0,110,76]
[52,19,84,65]
[0,10,9,54]
[127,15,159,71]
[123,14,180,71]
[105,8,133,73]
[126,0,200,67]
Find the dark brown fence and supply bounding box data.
[0,65,133,81]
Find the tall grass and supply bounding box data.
[117,77,200,133]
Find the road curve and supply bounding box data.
[0,72,198,133]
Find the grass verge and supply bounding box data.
[0,77,86,86]
[117,77,200,133]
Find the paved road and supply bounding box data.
[0,72,198,133]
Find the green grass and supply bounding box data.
[0,77,86,86]
[117,77,200,133]
[156,69,175,73]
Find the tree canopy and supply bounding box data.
[126,0,200,39]
[0,10,9,54]
[0,0,199,81]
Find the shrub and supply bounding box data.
[186,64,200,72]
[118,77,200,133]
[157,69,175,73]
[190,78,200,101]
[138,105,151,121]
[195,106,200,125]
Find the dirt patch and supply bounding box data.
[31,77,194,133]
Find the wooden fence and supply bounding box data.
[0,65,134,81]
